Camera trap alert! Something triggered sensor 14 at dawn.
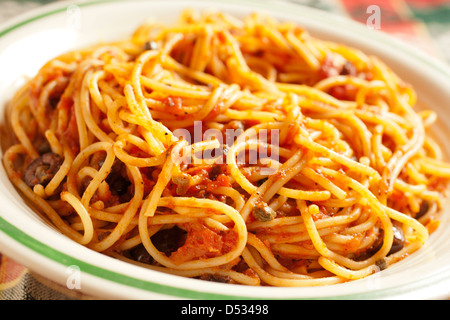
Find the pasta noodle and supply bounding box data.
[2,9,450,287]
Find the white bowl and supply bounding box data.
[1,0,450,300]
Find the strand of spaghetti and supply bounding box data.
[123,84,169,154]
[247,216,303,231]
[221,29,249,73]
[247,233,291,272]
[78,143,115,208]
[304,117,341,142]
[285,31,320,70]
[416,157,450,177]
[343,209,378,234]
[258,225,343,244]
[317,206,363,231]
[385,206,428,245]
[72,59,104,150]
[355,80,387,107]
[131,50,161,119]
[268,194,288,211]
[251,205,361,235]
[235,122,294,158]
[203,217,229,231]
[44,148,73,197]
[89,208,137,225]
[315,193,361,207]
[104,96,134,136]
[372,57,426,193]
[227,139,277,194]
[242,248,344,286]
[189,24,212,71]
[224,109,285,122]
[9,88,38,158]
[314,75,383,91]
[210,186,245,211]
[297,200,378,277]
[383,240,424,268]
[227,56,280,93]
[164,84,241,128]
[245,56,278,82]
[147,214,204,225]
[118,110,168,153]
[301,167,347,200]
[264,147,304,188]
[140,141,187,217]
[394,179,440,201]
[110,252,260,286]
[189,139,221,153]
[98,77,126,100]
[300,195,393,269]
[89,164,144,252]
[423,133,442,158]
[270,243,319,259]
[266,267,335,281]
[227,138,331,203]
[160,31,185,56]
[314,169,400,256]
[387,124,424,193]
[117,132,153,154]
[139,197,247,270]
[318,256,379,280]
[113,138,165,167]
[171,206,216,217]
[64,141,111,198]
[187,84,225,120]
[37,79,60,132]
[276,83,351,109]
[294,133,381,181]
[370,124,385,171]
[258,22,291,52]
[88,70,107,113]
[404,162,428,185]
[44,129,63,156]
[161,55,223,86]
[354,110,408,146]
[140,75,211,98]
[76,166,99,186]
[223,30,280,93]
[313,110,372,158]
[238,148,301,221]
[81,69,114,144]
[323,40,371,69]
[324,231,365,247]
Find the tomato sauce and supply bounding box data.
[170,222,238,264]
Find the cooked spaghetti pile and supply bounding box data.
[3,10,450,286]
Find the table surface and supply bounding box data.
[0,0,449,300]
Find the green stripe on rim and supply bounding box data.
[0,215,244,299]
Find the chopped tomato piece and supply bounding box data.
[170,222,238,264]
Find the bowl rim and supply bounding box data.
[0,0,450,300]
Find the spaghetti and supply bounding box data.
[3,10,450,286]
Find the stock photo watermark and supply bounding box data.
[171,121,280,175]
[66,265,81,290]
[66,4,82,32]
[366,5,381,30]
